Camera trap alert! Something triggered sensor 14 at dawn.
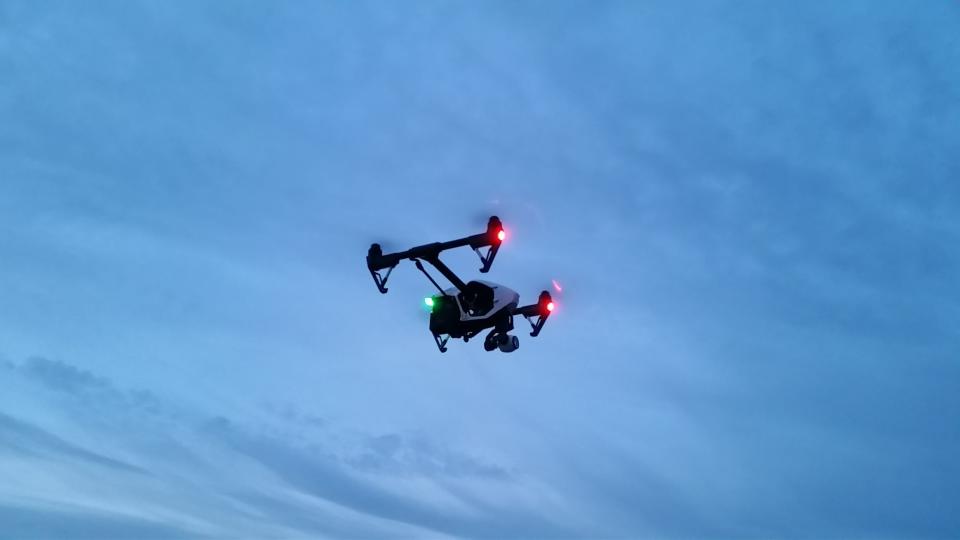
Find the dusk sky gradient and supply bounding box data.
[1,1,959,538]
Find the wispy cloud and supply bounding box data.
[0,358,571,538]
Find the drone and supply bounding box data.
[366,216,554,353]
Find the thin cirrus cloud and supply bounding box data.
[0,358,570,538]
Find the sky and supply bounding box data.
[1,1,959,538]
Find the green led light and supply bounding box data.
[424,297,435,308]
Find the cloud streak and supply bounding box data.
[0,358,573,538]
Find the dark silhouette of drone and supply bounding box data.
[366,217,554,353]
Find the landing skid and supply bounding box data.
[432,333,450,353]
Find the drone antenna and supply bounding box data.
[414,259,449,296]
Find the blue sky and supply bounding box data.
[1,1,959,538]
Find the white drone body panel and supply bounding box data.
[443,280,519,322]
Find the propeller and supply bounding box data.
[544,277,571,315]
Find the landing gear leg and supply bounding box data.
[433,333,449,353]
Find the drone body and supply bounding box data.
[366,217,554,353]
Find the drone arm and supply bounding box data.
[421,256,467,292]
[366,216,504,293]
[367,244,468,294]
[366,244,403,293]
[415,259,461,295]
[411,216,504,273]
[513,291,553,337]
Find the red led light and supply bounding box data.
[497,229,506,242]
[546,301,555,312]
